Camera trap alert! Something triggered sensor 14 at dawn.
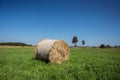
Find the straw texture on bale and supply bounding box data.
[35,39,70,64]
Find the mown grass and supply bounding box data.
[0,47,120,80]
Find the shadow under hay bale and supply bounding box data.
[35,39,70,64]
[34,57,49,63]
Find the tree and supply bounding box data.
[82,40,85,46]
[106,44,111,48]
[72,36,78,47]
[99,44,106,48]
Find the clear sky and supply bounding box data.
[0,0,120,46]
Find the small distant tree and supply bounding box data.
[99,44,106,48]
[114,45,118,48]
[72,36,78,47]
[82,40,85,46]
[106,45,111,48]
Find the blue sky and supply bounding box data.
[0,0,120,46]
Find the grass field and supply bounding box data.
[0,47,120,80]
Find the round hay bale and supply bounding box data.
[35,39,70,64]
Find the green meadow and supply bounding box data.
[0,47,120,80]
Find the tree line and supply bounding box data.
[0,42,32,46]
[99,44,120,48]
[72,36,120,48]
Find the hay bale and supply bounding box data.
[35,39,70,64]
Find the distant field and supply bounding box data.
[0,47,120,80]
